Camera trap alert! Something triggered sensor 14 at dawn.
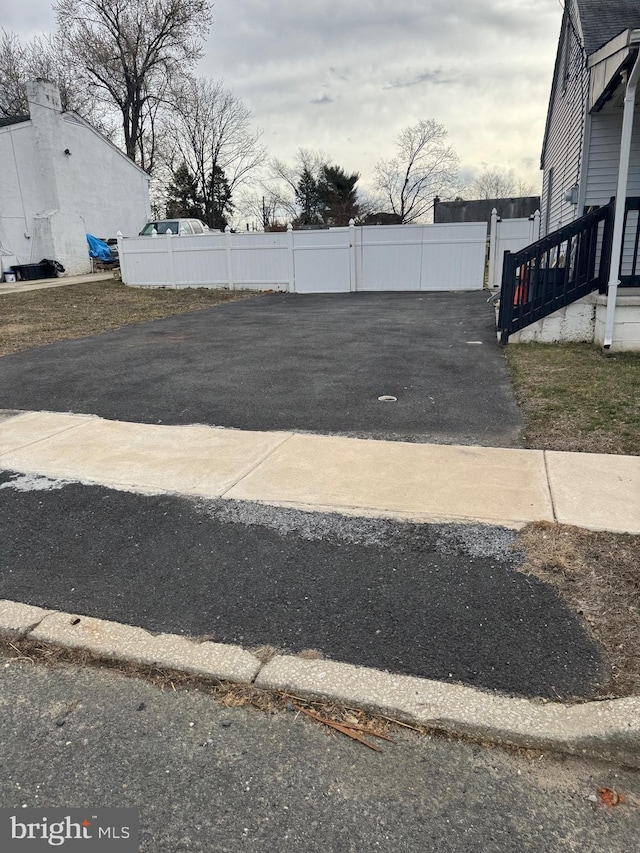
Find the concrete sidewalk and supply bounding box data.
[0,271,113,296]
[0,409,638,534]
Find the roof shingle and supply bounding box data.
[576,0,640,55]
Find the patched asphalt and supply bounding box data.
[0,472,605,700]
[0,292,522,446]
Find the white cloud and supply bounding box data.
[203,0,562,191]
[5,0,564,196]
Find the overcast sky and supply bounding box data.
[3,0,564,195]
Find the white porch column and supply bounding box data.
[604,53,640,348]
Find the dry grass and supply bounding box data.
[506,342,640,455]
[516,522,640,698]
[0,278,261,357]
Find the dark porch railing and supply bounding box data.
[619,196,640,286]
[497,201,614,344]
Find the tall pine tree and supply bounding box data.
[294,167,322,226]
[166,162,205,220]
[205,165,233,231]
[317,165,359,226]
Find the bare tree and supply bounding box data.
[0,31,29,116]
[53,0,212,171]
[168,77,266,228]
[237,186,296,231]
[0,29,102,123]
[469,169,536,199]
[265,149,328,219]
[373,120,460,223]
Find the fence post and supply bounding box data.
[488,208,498,289]
[287,223,295,293]
[166,231,176,288]
[116,231,125,284]
[349,218,357,291]
[225,225,234,290]
[532,209,541,242]
[497,250,515,345]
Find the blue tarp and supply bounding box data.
[87,233,113,261]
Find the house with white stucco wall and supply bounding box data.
[0,79,151,277]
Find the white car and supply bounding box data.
[139,219,213,236]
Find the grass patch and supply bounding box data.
[506,342,640,455]
[517,522,640,698]
[0,278,261,357]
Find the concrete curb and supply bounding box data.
[256,657,640,769]
[0,600,53,639]
[0,601,260,684]
[1,598,638,768]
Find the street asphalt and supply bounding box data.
[0,473,604,700]
[1,653,638,853]
[0,292,523,446]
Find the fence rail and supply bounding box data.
[620,197,640,285]
[117,221,488,293]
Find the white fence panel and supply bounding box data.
[229,232,289,290]
[292,228,351,293]
[359,224,423,290]
[172,233,227,287]
[119,235,175,286]
[419,224,487,291]
[488,211,540,288]
[118,221,488,293]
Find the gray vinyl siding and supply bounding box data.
[584,101,640,206]
[541,3,589,235]
[585,103,640,278]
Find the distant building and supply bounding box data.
[360,212,402,226]
[433,196,541,229]
[0,79,151,276]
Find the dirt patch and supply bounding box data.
[0,279,261,357]
[516,522,640,698]
[506,342,640,455]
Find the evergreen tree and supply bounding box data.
[317,165,359,226]
[205,165,234,230]
[294,167,321,226]
[166,162,205,219]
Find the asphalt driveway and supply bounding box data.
[0,291,522,446]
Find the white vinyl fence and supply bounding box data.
[117,221,487,293]
[487,208,541,289]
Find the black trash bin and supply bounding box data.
[11,263,50,282]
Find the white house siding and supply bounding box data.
[541,4,589,235]
[584,102,640,205]
[0,123,39,266]
[584,102,640,278]
[58,114,150,240]
[0,81,150,275]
